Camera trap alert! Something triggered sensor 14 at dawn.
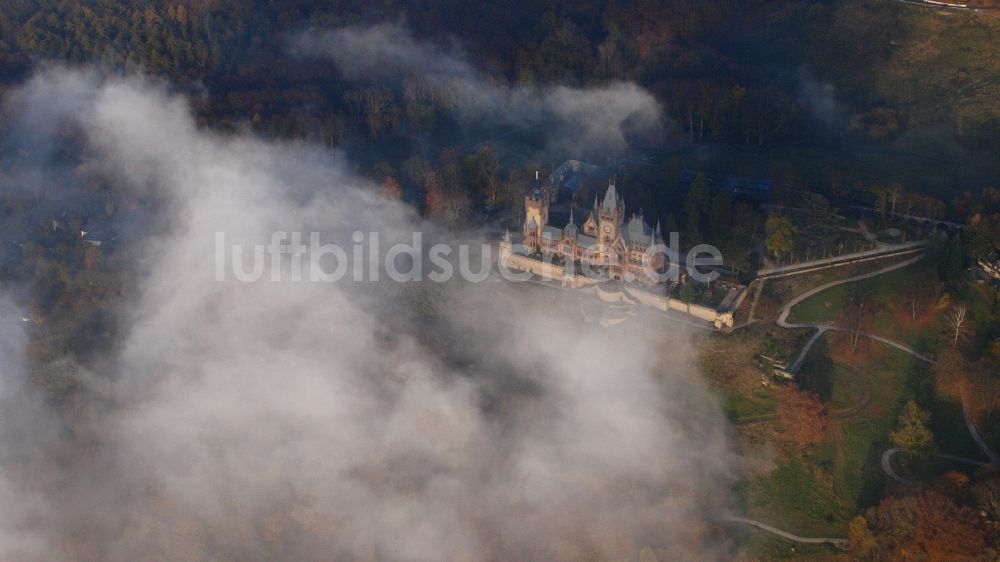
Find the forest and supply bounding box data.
[0,0,998,193]
[1,1,1000,560]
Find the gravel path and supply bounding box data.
[719,515,848,549]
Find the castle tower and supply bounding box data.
[597,177,625,254]
[524,186,549,250]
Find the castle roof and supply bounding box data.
[564,208,578,235]
[624,215,653,243]
[527,217,538,231]
[602,179,620,211]
[542,226,562,240]
[577,235,598,249]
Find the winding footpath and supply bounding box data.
[718,515,848,549]
[775,254,930,372]
[775,253,999,465]
[882,448,989,485]
[735,252,999,547]
[961,386,1000,466]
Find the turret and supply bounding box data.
[524,187,549,250]
[599,177,625,225]
[563,207,578,239]
[596,177,625,255]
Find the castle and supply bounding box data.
[505,177,666,284]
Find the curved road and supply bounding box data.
[719,515,848,549]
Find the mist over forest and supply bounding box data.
[1,1,1000,561]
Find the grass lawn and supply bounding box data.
[720,263,995,557]
[737,334,991,561]
[785,265,998,356]
[785,262,950,351]
[930,396,984,461]
[741,345,916,542]
[828,365,867,413]
[787,265,917,324]
[717,386,777,420]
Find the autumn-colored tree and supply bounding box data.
[423,169,469,232]
[933,345,969,397]
[972,470,1000,521]
[764,214,795,262]
[847,515,877,558]
[851,491,986,561]
[933,470,970,501]
[890,400,933,452]
[776,386,827,449]
[424,171,446,217]
[380,175,403,201]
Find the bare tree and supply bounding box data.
[875,187,888,217]
[344,87,396,137]
[441,187,471,234]
[888,184,903,219]
[847,302,868,352]
[423,169,469,233]
[975,477,1000,521]
[844,286,872,353]
[908,278,928,320]
[945,304,970,348]
[476,145,500,205]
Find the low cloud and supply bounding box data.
[797,70,847,133]
[293,23,664,157]
[0,67,735,561]
[0,299,53,561]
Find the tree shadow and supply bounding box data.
[798,335,834,401]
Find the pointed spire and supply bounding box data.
[564,207,578,236]
[602,177,619,211]
[503,228,511,243]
